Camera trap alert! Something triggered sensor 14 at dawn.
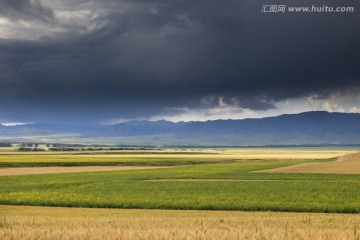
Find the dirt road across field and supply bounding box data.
[0,166,169,176]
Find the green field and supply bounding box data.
[1,148,360,213]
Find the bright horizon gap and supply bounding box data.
[2,109,360,126]
[104,110,356,125]
[0,122,32,127]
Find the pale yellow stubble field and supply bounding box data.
[262,152,360,174]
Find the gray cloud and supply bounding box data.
[0,0,54,23]
[0,0,359,123]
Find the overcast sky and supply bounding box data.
[0,0,359,124]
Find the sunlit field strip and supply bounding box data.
[0,148,355,163]
[0,147,356,158]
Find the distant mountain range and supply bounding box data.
[1,111,360,146]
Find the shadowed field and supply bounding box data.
[1,205,360,240]
[261,152,360,174]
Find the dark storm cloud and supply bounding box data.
[0,0,359,123]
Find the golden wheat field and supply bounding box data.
[1,205,360,240]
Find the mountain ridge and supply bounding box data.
[1,111,360,146]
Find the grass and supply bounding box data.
[2,205,360,240]
[2,174,360,212]
[1,148,360,213]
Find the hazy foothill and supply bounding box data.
[1,111,360,146]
